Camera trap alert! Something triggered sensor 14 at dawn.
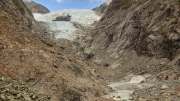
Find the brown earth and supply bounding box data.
[0,64,20,82]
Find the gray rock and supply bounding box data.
[161,84,169,90]
[50,96,60,101]
[129,76,146,83]
[24,95,31,101]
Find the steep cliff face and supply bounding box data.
[0,0,111,100]
[24,1,50,14]
[85,0,180,62]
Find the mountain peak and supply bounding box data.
[24,0,50,14]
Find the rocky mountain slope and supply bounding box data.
[0,0,113,100]
[24,0,50,14]
[82,0,180,72]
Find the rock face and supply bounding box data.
[0,0,111,100]
[92,0,112,16]
[24,1,50,14]
[82,0,180,69]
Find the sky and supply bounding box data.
[23,0,107,12]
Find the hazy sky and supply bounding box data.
[25,0,107,12]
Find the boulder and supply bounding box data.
[161,84,169,90]
[129,76,146,83]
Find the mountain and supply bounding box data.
[24,1,50,14]
[0,0,112,100]
[83,0,180,69]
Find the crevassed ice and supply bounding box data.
[33,9,101,40]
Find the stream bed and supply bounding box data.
[105,76,154,101]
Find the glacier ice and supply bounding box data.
[33,9,101,40]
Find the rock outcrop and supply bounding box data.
[0,0,111,100]
[53,14,71,21]
[24,1,50,14]
[83,0,180,68]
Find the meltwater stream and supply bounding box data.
[33,9,101,40]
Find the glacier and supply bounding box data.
[33,9,101,40]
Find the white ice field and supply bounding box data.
[33,9,101,40]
